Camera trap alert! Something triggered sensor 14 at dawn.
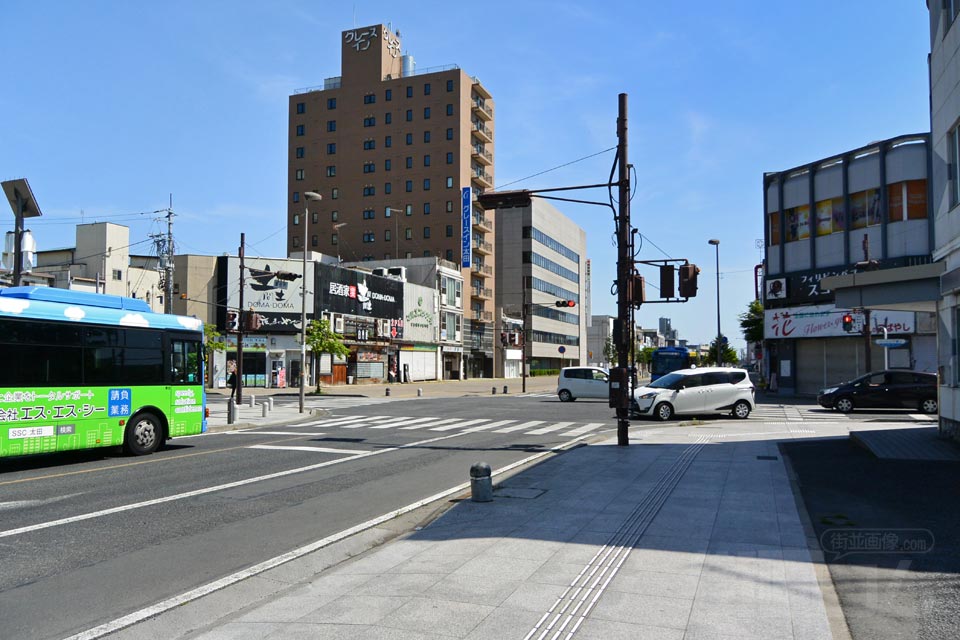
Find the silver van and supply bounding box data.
[556,366,609,402]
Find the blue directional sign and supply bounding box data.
[461,186,472,268]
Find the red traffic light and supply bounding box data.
[555,300,576,308]
[842,314,854,332]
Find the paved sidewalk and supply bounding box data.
[111,415,842,639]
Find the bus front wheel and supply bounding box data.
[124,412,163,456]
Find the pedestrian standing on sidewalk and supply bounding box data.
[228,370,238,400]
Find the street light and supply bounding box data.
[300,191,323,413]
[708,239,721,367]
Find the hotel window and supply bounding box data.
[363,139,376,150]
[385,229,391,241]
[423,131,431,143]
[405,180,413,192]
[424,155,431,167]
[363,116,376,127]
[363,162,375,173]
[364,93,376,104]
[363,232,375,243]
[385,135,392,147]
[423,178,431,191]
[446,79,454,92]
[331,210,338,221]
[331,188,339,200]
[446,176,454,188]
[327,98,336,109]
[406,109,413,122]
[385,113,392,124]
[331,233,338,245]
[363,186,376,196]
[406,156,413,169]
[296,146,304,158]
[326,166,336,177]
[312,234,318,247]
[406,86,413,98]
[446,200,454,212]
[446,128,454,140]
[424,83,431,95]
[406,204,413,216]
[423,226,431,238]
[363,209,375,219]
[446,224,453,237]
[446,152,453,164]
[312,211,318,223]
[327,143,336,154]
[446,104,453,116]
[293,213,300,225]
[385,89,392,101]
[327,120,336,132]
[292,236,301,248]
[292,192,300,203]
[424,107,431,119]
[295,169,304,181]
[405,227,413,240]
[445,249,454,261]
[296,124,304,136]
[296,102,305,114]
[385,182,392,194]
[424,202,431,214]
[406,133,413,145]
[385,159,392,171]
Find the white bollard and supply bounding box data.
[262,402,268,417]
[248,394,256,408]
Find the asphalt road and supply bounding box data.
[0,393,626,640]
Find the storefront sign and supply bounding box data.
[317,263,404,319]
[461,186,472,268]
[223,257,311,334]
[767,256,933,306]
[765,304,916,339]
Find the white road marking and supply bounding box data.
[429,418,490,432]
[463,419,516,432]
[495,420,545,433]
[559,423,606,436]
[368,417,436,429]
[399,418,462,430]
[248,445,367,455]
[525,422,574,435]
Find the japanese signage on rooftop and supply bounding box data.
[223,257,310,334]
[316,263,404,319]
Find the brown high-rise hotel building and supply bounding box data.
[287,24,496,377]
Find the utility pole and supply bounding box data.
[164,197,175,314]
[858,234,874,372]
[522,277,528,393]
[237,233,245,405]
[615,93,632,447]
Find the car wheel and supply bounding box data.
[833,397,854,413]
[732,400,752,419]
[124,411,163,456]
[654,402,674,421]
[920,397,938,414]
[558,389,574,402]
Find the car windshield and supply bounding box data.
[649,372,684,389]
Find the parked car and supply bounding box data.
[631,367,755,421]
[817,370,937,413]
[556,366,609,402]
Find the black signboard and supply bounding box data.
[316,263,404,319]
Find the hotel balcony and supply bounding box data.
[471,263,493,277]
[472,99,493,121]
[472,121,493,144]
[472,169,493,190]
[472,310,494,323]
[472,212,493,233]
[471,287,493,300]
[472,239,492,255]
[472,145,493,166]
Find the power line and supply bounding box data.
[496,147,616,190]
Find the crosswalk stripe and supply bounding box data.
[525,422,575,435]
[429,418,490,432]
[399,418,462,430]
[248,444,366,454]
[349,416,412,429]
[314,416,389,427]
[559,423,606,436]
[463,419,517,432]
[494,420,545,433]
[369,417,436,429]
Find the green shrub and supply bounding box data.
[529,369,560,377]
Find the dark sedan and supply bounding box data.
[817,370,938,413]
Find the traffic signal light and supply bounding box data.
[226,310,239,332]
[842,313,854,332]
[555,299,576,308]
[243,310,263,331]
[679,264,700,297]
[629,274,646,307]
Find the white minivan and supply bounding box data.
[631,367,755,420]
[556,366,609,402]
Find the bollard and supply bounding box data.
[385,388,391,396]
[248,395,256,408]
[261,402,268,418]
[503,385,508,394]
[492,386,497,395]
[268,397,274,410]
[470,462,493,502]
[227,398,236,425]
[417,388,422,397]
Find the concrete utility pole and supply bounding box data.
[237,233,245,405]
[615,93,632,447]
[164,199,174,314]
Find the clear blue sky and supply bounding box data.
[0,1,931,352]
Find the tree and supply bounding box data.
[603,336,617,366]
[739,299,764,344]
[707,336,739,367]
[203,323,226,388]
[305,318,350,390]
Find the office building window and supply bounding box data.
[385,182,392,194]
[326,166,336,177]
[363,93,376,104]
[363,162,375,174]
[296,124,304,136]
[405,180,413,192]
[385,135,392,147]
[385,112,392,124]
[446,104,453,116]
[327,97,336,109]
[363,209,375,219]
[363,186,376,196]
[424,155,431,167]
[327,120,336,132]
[446,224,453,237]
[363,116,376,127]
[296,146,304,158]
[385,88,392,101]
[423,226,431,238]
[424,202,431,214]
[363,139,375,150]
[446,152,453,164]
[406,86,413,98]
[296,102,305,114]
[424,107,431,119]
[423,131,431,143]
[446,79,454,92]
[327,143,336,154]
[292,192,300,203]
[295,169,304,181]
[406,109,413,122]
[405,133,413,145]
[406,156,413,169]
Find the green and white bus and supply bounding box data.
[0,287,206,458]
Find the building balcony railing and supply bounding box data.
[471,263,493,276]
[472,121,493,143]
[472,239,492,255]
[472,170,493,189]
[472,146,493,166]
[470,287,493,300]
[472,100,493,121]
[472,310,493,322]
[472,213,492,232]
[471,78,492,100]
